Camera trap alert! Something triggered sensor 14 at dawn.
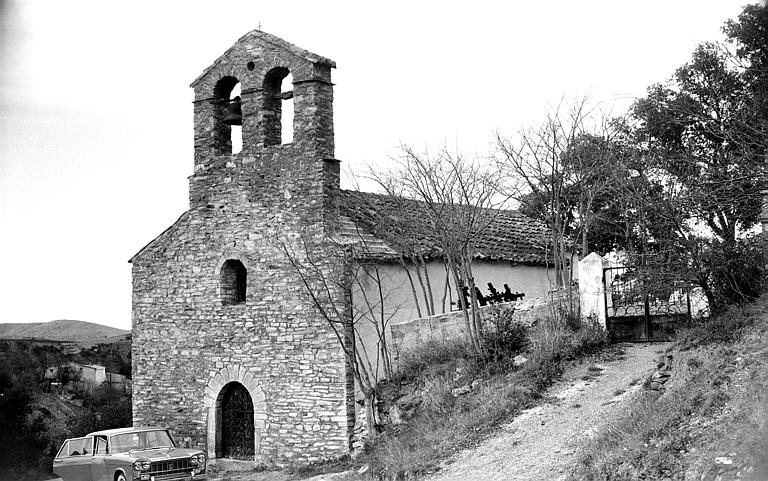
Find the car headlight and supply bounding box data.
[197,453,206,464]
[132,459,151,471]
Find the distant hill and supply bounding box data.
[0,319,129,343]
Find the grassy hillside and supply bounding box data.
[568,296,768,480]
[0,320,129,342]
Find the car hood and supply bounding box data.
[128,447,202,461]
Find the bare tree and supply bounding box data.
[495,98,636,326]
[561,117,634,257]
[496,98,590,292]
[369,145,513,355]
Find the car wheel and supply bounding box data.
[116,473,126,481]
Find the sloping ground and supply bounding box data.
[568,297,768,480]
[0,320,128,342]
[424,343,666,481]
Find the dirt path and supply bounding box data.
[425,342,667,481]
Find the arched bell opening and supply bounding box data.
[227,83,243,154]
[213,76,242,155]
[215,382,255,460]
[262,67,294,146]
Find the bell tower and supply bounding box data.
[130,31,353,465]
[188,30,338,215]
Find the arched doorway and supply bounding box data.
[217,382,254,460]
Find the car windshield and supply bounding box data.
[110,430,175,453]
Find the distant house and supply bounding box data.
[71,363,106,386]
[45,363,129,392]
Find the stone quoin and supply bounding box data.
[129,30,354,465]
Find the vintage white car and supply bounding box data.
[53,426,207,481]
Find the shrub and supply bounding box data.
[570,319,609,356]
[524,315,607,392]
[704,236,768,310]
[481,305,529,365]
[527,314,606,365]
[391,339,473,384]
[68,385,132,437]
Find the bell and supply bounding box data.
[222,96,242,126]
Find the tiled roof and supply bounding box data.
[337,190,552,265]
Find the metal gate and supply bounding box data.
[221,383,254,460]
[603,266,691,342]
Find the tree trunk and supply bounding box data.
[420,253,436,316]
[364,392,378,440]
[464,258,484,345]
[441,262,451,314]
[400,259,423,318]
[446,255,480,354]
[699,276,718,316]
[413,261,433,316]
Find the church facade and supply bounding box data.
[130,31,354,464]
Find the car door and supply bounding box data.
[53,437,93,481]
[52,440,71,480]
[90,436,109,481]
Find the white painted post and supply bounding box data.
[578,252,608,329]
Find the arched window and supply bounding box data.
[220,259,247,305]
[213,76,242,155]
[262,67,294,146]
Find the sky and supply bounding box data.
[0,0,751,330]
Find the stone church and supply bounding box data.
[130,30,354,464]
[130,30,555,466]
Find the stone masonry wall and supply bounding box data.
[131,215,351,464]
[131,32,351,465]
[390,292,580,355]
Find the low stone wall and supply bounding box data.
[390,292,579,355]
